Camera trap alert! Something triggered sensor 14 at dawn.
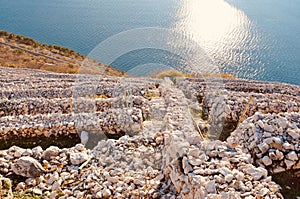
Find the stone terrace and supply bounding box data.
[0,66,299,198]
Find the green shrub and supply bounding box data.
[0,30,9,37]
[13,49,24,54]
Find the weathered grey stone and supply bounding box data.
[282,142,293,150]
[51,179,62,191]
[225,174,234,183]
[80,131,89,145]
[70,152,89,165]
[262,156,272,166]
[182,157,193,174]
[188,148,200,157]
[273,166,285,174]
[257,142,269,154]
[259,188,269,196]
[188,158,203,166]
[245,168,264,181]
[205,180,216,194]
[1,67,298,198]
[257,120,264,129]
[42,146,60,160]
[275,150,284,160]
[270,137,283,149]
[287,130,299,140]
[284,159,295,169]
[47,172,59,185]
[32,188,43,195]
[12,157,46,178]
[95,192,102,198]
[286,151,298,161]
[264,124,274,133]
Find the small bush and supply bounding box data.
[153,69,186,81]
[13,49,24,54]
[0,30,9,37]
[7,64,16,68]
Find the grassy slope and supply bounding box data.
[0,30,124,76]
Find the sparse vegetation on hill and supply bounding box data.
[0,30,84,59]
[153,69,234,80]
[0,30,124,76]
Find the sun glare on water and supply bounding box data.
[173,0,261,77]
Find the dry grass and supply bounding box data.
[201,73,235,79]
[153,69,234,80]
[0,43,79,73]
[0,42,124,75]
[152,69,186,79]
[0,30,124,76]
[238,95,254,125]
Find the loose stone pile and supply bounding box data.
[0,138,284,198]
[229,112,300,173]
[0,66,300,198]
[164,140,282,199]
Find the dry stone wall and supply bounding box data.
[0,67,300,198]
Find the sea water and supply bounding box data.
[0,0,299,85]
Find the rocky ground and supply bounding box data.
[0,66,300,199]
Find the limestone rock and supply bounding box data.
[275,150,284,161]
[286,151,298,161]
[257,142,269,154]
[262,156,272,166]
[12,157,46,178]
[205,180,216,194]
[32,188,43,195]
[102,188,112,198]
[273,166,285,174]
[70,152,89,165]
[245,168,264,181]
[284,159,295,169]
[42,146,60,160]
[80,131,89,145]
[225,174,234,183]
[182,156,193,174]
[287,130,299,140]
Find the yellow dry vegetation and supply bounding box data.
[153,69,234,79]
[0,30,124,76]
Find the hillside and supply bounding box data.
[0,66,299,198]
[0,30,124,76]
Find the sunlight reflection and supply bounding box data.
[173,0,262,78]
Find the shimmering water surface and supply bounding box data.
[0,0,299,85]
